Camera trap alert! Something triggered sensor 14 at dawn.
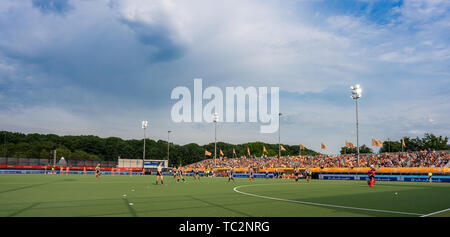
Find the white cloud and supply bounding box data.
[0,61,15,72]
[108,0,371,94]
[408,129,425,135]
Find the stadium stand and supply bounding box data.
[183,151,449,173]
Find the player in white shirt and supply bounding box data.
[95,164,101,179]
[155,162,164,186]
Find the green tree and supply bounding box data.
[71,150,91,160]
[39,149,51,159]
[422,133,448,150]
[340,144,372,154]
[379,141,402,153]
[55,147,71,160]
[379,134,449,152]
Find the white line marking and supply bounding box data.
[420,207,450,217]
[233,183,424,216]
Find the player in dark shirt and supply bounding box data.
[248,167,254,182]
[176,167,186,183]
[305,169,312,183]
[193,168,200,180]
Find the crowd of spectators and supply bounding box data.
[184,150,449,170]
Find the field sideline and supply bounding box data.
[0,174,449,217]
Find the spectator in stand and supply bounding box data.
[183,151,449,171]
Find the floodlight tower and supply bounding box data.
[167,130,171,166]
[3,132,6,158]
[278,113,282,158]
[142,120,148,170]
[213,113,219,168]
[350,84,362,166]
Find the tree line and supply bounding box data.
[0,131,317,167]
[340,133,449,154]
[2,131,446,166]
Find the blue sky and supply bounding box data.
[0,0,449,154]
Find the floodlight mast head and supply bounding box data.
[213,113,219,123]
[350,84,362,99]
[142,120,148,129]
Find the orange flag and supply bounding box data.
[346,140,355,148]
[377,139,383,147]
[205,150,212,156]
[321,143,327,150]
[233,148,237,155]
[372,139,382,147]
[300,144,305,150]
[401,138,406,148]
[247,147,251,156]
[263,146,267,154]
[371,138,377,146]
[220,149,224,156]
[280,145,286,151]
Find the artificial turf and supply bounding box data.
[0,174,448,217]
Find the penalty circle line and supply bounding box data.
[233,183,424,216]
[420,207,450,217]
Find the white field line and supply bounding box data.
[420,207,450,217]
[233,184,424,216]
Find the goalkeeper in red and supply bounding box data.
[368,165,376,187]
